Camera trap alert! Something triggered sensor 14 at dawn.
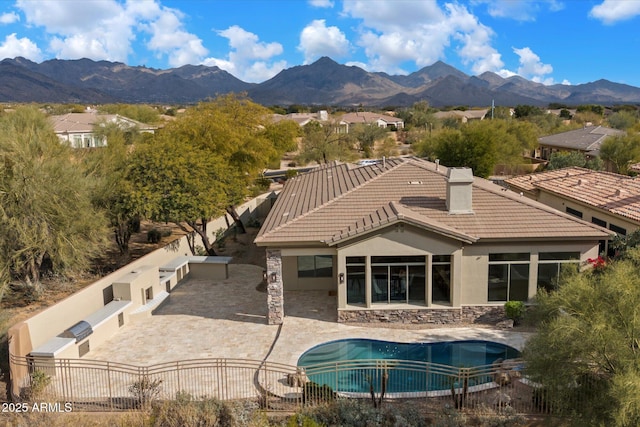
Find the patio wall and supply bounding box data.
[8,191,276,400]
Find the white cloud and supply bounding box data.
[0,11,20,24]
[144,6,208,67]
[298,20,350,64]
[590,0,640,24]
[342,0,506,75]
[201,25,285,82]
[473,0,563,22]
[513,47,554,83]
[309,0,334,8]
[345,60,368,70]
[448,3,504,74]
[0,33,42,61]
[14,0,208,67]
[496,69,517,78]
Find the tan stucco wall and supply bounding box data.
[327,223,601,309]
[10,192,276,360]
[537,191,639,234]
[282,255,336,291]
[460,241,599,305]
[335,225,462,309]
[188,263,229,281]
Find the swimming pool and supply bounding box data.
[297,339,520,394]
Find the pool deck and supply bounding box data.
[88,264,532,368]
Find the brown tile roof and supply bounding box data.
[255,159,611,245]
[505,167,640,224]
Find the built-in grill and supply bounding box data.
[61,320,93,343]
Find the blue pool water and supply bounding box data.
[297,339,520,393]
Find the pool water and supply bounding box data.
[297,339,520,393]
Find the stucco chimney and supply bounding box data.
[446,167,474,214]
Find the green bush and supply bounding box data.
[504,301,526,325]
[147,228,162,244]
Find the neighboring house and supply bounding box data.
[433,109,488,123]
[506,167,640,255]
[338,112,404,133]
[255,158,610,325]
[534,125,624,161]
[50,112,157,148]
[271,111,328,127]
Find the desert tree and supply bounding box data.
[82,124,142,255]
[129,94,296,251]
[297,121,356,164]
[350,123,389,158]
[0,107,107,296]
[600,133,640,175]
[524,248,640,426]
[547,151,603,171]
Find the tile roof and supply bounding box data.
[537,125,624,154]
[255,158,611,245]
[339,112,403,125]
[50,113,156,134]
[505,167,640,224]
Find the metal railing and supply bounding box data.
[9,354,577,415]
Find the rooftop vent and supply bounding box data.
[446,167,474,215]
[61,320,93,343]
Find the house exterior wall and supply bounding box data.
[280,248,337,291]
[335,225,461,310]
[536,191,639,235]
[286,224,603,316]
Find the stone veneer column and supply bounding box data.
[266,249,284,325]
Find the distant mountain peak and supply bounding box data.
[1,56,639,106]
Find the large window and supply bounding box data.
[371,256,425,304]
[297,255,333,278]
[346,257,365,305]
[537,252,580,293]
[488,253,530,302]
[432,255,451,303]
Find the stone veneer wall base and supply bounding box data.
[337,306,505,325]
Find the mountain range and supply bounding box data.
[2,56,640,107]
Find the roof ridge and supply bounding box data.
[327,200,478,245]
[255,159,405,242]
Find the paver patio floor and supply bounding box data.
[89,264,531,368]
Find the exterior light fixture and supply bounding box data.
[339,273,345,284]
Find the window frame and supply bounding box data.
[487,253,530,302]
[297,255,334,278]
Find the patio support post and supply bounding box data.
[266,249,284,325]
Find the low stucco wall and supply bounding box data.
[7,192,276,399]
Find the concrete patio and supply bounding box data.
[88,264,532,367]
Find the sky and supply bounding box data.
[0,0,639,86]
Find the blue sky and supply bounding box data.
[0,0,639,86]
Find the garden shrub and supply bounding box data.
[504,301,526,325]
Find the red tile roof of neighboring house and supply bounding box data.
[505,167,640,224]
[255,158,611,245]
